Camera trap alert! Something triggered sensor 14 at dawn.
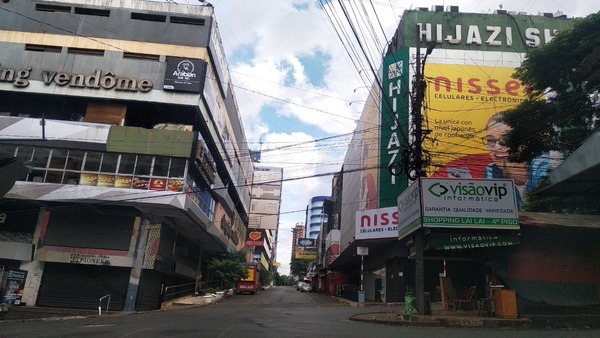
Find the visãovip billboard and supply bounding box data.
[398,178,519,240]
[421,178,519,229]
[355,206,398,240]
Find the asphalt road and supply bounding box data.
[1,286,597,338]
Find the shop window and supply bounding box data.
[153,156,169,177]
[84,151,102,171]
[170,158,186,178]
[100,153,118,173]
[119,154,136,174]
[32,148,50,168]
[135,155,153,176]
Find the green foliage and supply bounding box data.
[273,272,293,286]
[207,251,248,289]
[259,268,272,287]
[290,259,310,277]
[504,11,600,164]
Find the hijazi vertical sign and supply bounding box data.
[380,49,409,207]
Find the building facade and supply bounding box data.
[0,0,270,311]
[327,6,600,308]
[305,196,331,240]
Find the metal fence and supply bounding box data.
[162,279,223,302]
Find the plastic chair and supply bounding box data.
[454,286,477,310]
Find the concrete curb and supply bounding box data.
[350,312,532,328]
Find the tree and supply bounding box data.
[503,11,600,163]
[259,268,272,287]
[290,259,310,277]
[207,251,248,289]
[501,11,600,213]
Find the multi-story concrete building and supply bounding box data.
[305,196,331,240]
[0,0,268,311]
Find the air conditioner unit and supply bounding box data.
[431,5,444,12]
[446,5,459,12]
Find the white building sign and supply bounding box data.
[355,207,398,240]
[421,178,519,229]
[397,181,422,240]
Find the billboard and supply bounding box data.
[253,168,283,185]
[426,64,563,207]
[355,207,399,240]
[420,178,519,229]
[163,57,207,93]
[248,214,278,230]
[397,182,422,240]
[398,178,519,239]
[400,11,573,53]
[250,199,279,214]
[245,229,266,247]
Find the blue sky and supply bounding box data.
[167,0,598,276]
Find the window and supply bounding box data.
[153,156,169,177]
[118,154,136,174]
[100,153,118,173]
[170,158,186,178]
[123,52,160,61]
[25,44,62,53]
[49,149,68,169]
[16,146,34,162]
[74,7,110,17]
[135,155,152,176]
[131,12,166,22]
[170,16,205,26]
[0,144,17,159]
[36,4,71,13]
[13,146,190,190]
[67,48,104,56]
[84,151,102,171]
[32,148,50,168]
[66,150,84,171]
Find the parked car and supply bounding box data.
[299,282,312,293]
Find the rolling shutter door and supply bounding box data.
[37,263,130,310]
[136,269,164,311]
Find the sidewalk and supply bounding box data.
[341,298,600,329]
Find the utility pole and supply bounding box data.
[411,24,435,315]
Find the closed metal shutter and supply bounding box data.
[37,263,130,310]
[136,269,164,311]
[386,258,403,302]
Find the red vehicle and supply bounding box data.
[236,263,260,295]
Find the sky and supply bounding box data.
[166,0,598,276]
